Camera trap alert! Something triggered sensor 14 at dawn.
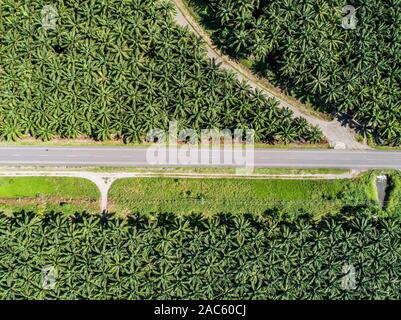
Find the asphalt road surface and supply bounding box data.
[0,146,401,169]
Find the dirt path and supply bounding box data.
[0,170,360,211]
[173,0,368,150]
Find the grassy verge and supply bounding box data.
[180,0,332,121]
[0,166,349,175]
[0,139,330,149]
[368,144,401,151]
[0,177,100,215]
[382,171,401,216]
[108,173,377,219]
[86,167,349,175]
[0,137,150,147]
[253,143,330,149]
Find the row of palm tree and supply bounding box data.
[197,0,401,145]
[0,210,400,299]
[0,0,322,144]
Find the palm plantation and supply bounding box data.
[190,0,401,145]
[1,210,400,299]
[0,0,322,144]
[1,0,400,301]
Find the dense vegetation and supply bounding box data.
[0,0,322,144]
[189,0,401,145]
[109,175,377,218]
[0,210,400,299]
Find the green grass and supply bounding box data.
[368,141,401,151]
[109,173,377,219]
[0,177,100,215]
[382,171,401,216]
[252,168,348,175]
[253,143,330,149]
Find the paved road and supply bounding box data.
[0,146,401,169]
